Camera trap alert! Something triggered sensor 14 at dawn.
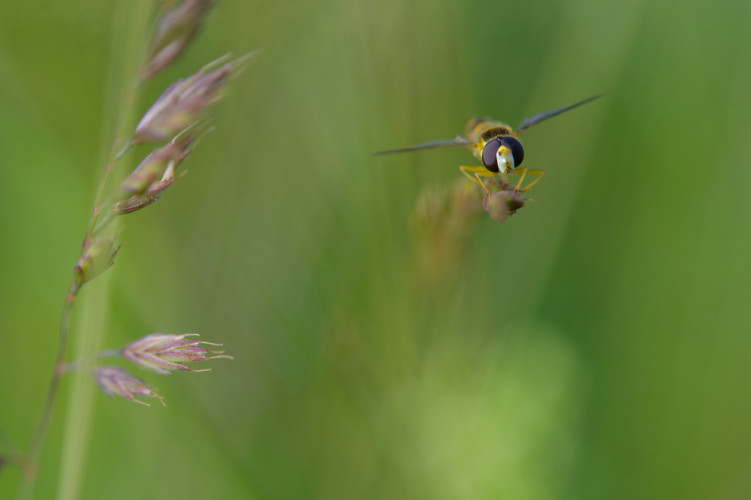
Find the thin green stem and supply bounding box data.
[56,4,153,499]
[60,348,122,374]
[17,286,77,500]
[84,91,139,239]
[18,117,133,496]
[91,208,115,236]
[17,3,152,496]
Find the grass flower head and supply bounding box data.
[94,366,165,407]
[133,55,241,144]
[121,333,233,375]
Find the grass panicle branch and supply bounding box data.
[16,1,245,497]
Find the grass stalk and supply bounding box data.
[57,1,153,497]
[17,288,76,500]
[17,1,152,498]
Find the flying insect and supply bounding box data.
[375,95,601,194]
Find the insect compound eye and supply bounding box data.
[481,137,503,173]
[500,136,524,167]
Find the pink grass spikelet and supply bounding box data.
[111,127,200,214]
[140,0,216,80]
[121,333,233,375]
[73,236,120,288]
[483,181,527,222]
[133,56,236,144]
[94,366,165,406]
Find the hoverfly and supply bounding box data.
[375,95,601,194]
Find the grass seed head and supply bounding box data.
[140,0,216,80]
[121,333,233,375]
[111,126,200,214]
[483,180,526,222]
[73,236,120,288]
[133,55,236,144]
[93,366,165,406]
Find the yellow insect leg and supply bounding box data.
[512,168,546,192]
[459,165,497,194]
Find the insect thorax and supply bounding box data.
[464,119,514,143]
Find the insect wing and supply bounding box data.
[374,136,471,156]
[515,95,602,134]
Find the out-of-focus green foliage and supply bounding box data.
[2,0,751,498]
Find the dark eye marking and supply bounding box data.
[481,136,524,173]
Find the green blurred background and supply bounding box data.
[2,0,751,498]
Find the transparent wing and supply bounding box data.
[516,95,602,134]
[373,136,471,155]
